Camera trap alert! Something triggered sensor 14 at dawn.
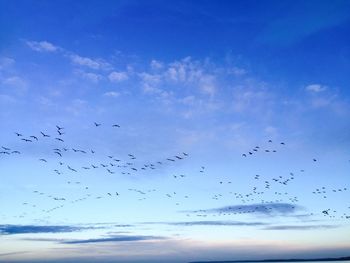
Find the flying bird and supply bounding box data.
[40,132,50,137]
[67,165,77,172]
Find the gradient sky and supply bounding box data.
[1,1,350,262]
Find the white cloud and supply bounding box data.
[150,59,163,70]
[139,72,162,93]
[69,54,101,69]
[305,84,341,109]
[166,62,187,82]
[76,70,103,83]
[68,54,111,70]
[104,91,120,98]
[231,87,272,114]
[26,40,113,72]
[26,41,59,52]
[2,76,27,89]
[0,57,15,70]
[164,57,217,95]
[305,84,327,93]
[108,71,128,82]
[198,74,216,96]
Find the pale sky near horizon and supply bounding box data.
[0,1,350,262]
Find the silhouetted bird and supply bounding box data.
[40,132,50,137]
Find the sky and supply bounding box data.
[0,0,350,262]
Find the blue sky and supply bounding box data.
[0,1,350,262]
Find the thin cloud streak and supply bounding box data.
[146,220,267,227]
[188,203,302,216]
[61,235,166,244]
[263,225,339,230]
[0,224,93,235]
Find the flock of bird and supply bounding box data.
[1,122,349,223]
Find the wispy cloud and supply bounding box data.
[306,84,327,93]
[0,251,29,257]
[137,57,220,99]
[26,39,112,74]
[189,203,302,216]
[61,235,165,244]
[75,70,103,83]
[108,71,128,82]
[0,57,15,70]
[2,76,27,91]
[263,224,339,230]
[139,72,162,94]
[103,91,120,98]
[0,224,85,235]
[148,220,267,227]
[26,40,59,52]
[150,59,163,70]
[165,57,217,96]
[68,54,109,70]
[231,85,273,114]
